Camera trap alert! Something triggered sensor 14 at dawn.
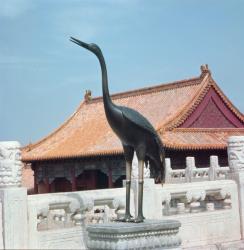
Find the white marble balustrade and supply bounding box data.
[1,137,244,250]
[165,156,230,183]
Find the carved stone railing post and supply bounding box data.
[185,157,196,182]
[209,155,219,181]
[165,158,172,183]
[227,136,244,239]
[0,141,28,249]
[228,136,244,173]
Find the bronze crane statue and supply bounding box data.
[70,37,165,223]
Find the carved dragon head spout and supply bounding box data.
[70,37,102,56]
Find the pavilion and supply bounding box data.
[22,65,244,193]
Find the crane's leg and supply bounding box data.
[135,147,146,223]
[162,167,165,184]
[161,148,166,184]
[120,145,134,222]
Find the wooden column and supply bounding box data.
[34,166,38,194]
[71,167,77,191]
[91,170,96,189]
[108,166,113,188]
[44,176,50,193]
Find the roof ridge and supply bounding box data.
[160,74,244,130]
[158,73,211,130]
[210,79,244,122]
[88,75,201,103]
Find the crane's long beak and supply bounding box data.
[70,37,90,50]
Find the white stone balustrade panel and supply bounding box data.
[27,187,127,249]
[192,167,209,181]
[155,179,240,248]
[216,166,229,179]
[186,189,206,203]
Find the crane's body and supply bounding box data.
[108,105,164,177]
[70,37,165,222]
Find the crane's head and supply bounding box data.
[70,37,101,55]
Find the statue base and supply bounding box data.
[86,219,181,250]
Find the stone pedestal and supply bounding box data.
[86,219,182,250]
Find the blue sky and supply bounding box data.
[1,0,243,145]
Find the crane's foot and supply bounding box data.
[134,215,145,223]
[115,213,134,222]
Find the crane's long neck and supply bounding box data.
[96,51,114,112]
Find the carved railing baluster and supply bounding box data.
[185,157,196,182]
[165,158,172,183]
[209,155,218,181]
